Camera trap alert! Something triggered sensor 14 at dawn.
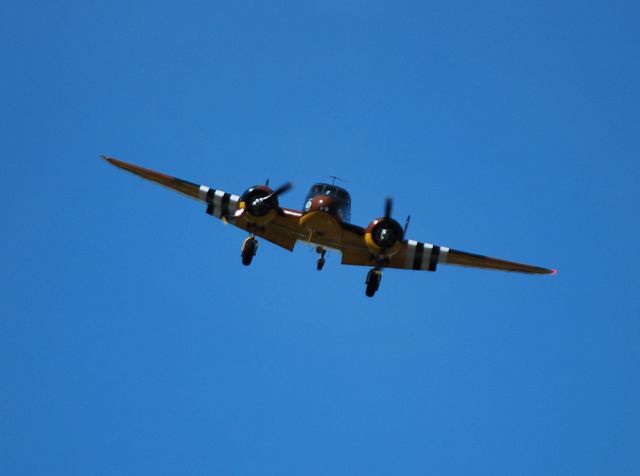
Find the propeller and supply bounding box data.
[384,197,393,220]
[270,181,293,198]
[369,196,404,252]
[248,181,294,215]
[255,181,292,205]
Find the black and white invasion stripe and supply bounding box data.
[404,240,449,271]
[198,185,240,219]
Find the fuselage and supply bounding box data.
[303,183,351,222]
[296,183,357,251]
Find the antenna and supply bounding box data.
[403,214,411,234]
[327,175,347,185]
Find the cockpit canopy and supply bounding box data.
[304,183,352,222]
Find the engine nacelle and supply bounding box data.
[240,185,279,226]
[364,217,405,256]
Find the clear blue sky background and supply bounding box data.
[2,1,639,474]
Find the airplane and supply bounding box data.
[102,156,556,297]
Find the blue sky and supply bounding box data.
[1,1,639,474]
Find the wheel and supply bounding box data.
[365,269,382,297]
[316,258,325,270]
[241,237,258,266]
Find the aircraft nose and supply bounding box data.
[310,195,336,213]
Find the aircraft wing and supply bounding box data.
[103,156,237,206]
[102,156,303,251]
[340,228,555,275]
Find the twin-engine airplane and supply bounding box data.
[102,156,555,297]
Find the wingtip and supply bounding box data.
[550,269,558,275]
[100,155,120,167]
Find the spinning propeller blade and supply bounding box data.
[271,181,293,198]
[384,197,393,220]
[251,181,294,213]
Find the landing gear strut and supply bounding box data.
[241,236,258,266]
[316,246,326,271]
[365,268,382,297]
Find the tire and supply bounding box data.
[241,238,257,266]
[365,270,381,297]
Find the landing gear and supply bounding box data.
[316,246,326,271]
[241,236,258,266]
[365,268,382,297]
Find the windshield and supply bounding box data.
[304,183,352,222]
